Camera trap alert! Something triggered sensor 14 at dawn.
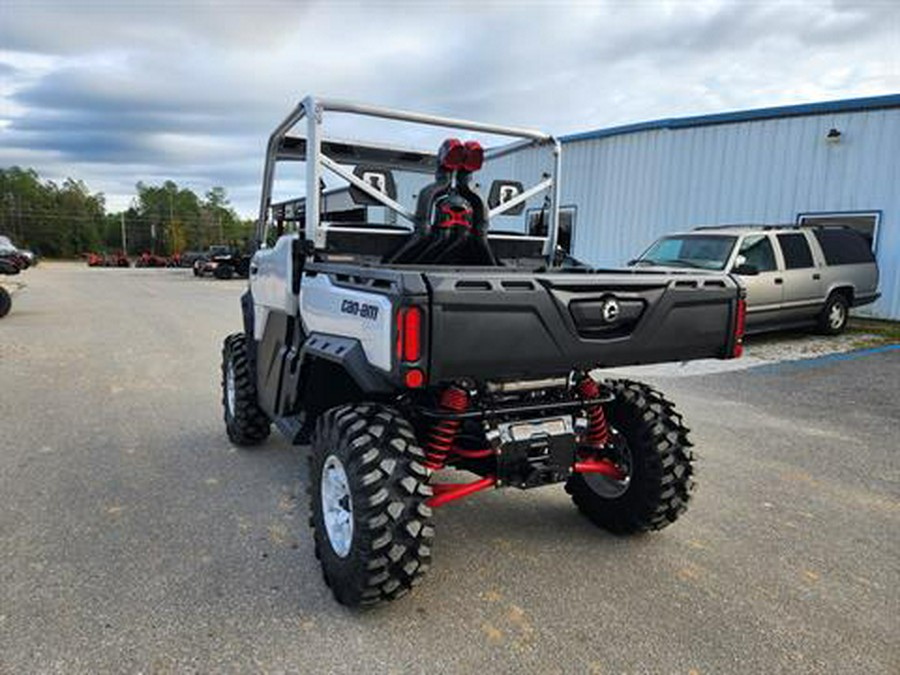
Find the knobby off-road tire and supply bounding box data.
[221,333,270,446]
[0,287,11,318]
[566,379,695,534]
[308,404,434,608]
[818,292,849,335]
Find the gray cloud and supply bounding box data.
[1,0,898,214]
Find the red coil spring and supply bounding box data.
[578,377,610,447]
[424,386,469,470]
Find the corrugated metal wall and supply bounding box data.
[488,107,900,319]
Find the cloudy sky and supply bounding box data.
[1,0,898,215]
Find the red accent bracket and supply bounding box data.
[437,204,473,230]
[428,477,496,508]
[573,459,627,481]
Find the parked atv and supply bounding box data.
[86,251,130,267]
[179,250,206,268]
[111,252,131,268]
[220,97,746,607]
[135,252,173,268]
[194,245,250,279]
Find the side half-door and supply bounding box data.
[731,233,783,332]
[773,231,824,324]
[249,232,301,417]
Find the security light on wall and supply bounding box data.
[826,128,842,143]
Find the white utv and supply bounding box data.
[221,97,746,607]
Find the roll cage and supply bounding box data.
[256,96,564,263]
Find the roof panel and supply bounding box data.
[562,93,900,144]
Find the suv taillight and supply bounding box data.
[397,306,426,387]
[732,298,747,358]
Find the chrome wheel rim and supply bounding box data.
[584,429,632,499]
[321,455,354,557]
[829,303,845,329]
[226,363,236,417]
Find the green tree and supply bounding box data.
[1,167,253,257]
[0,167,105,257]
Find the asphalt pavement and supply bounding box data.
[1,263,898,674]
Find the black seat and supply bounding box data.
[385,139,498,266]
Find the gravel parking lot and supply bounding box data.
[1,263,898,674]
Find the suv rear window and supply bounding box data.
[776,233,814,269]
[812,228,876,265]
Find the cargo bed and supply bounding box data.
[425,268,741,380]
[305,261,743,385]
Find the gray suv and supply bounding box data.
[632,225,879,334]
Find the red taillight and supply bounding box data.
[732,298,747,358]
[397,306,426,387]
[403,306,422,361]
[396,307,423,362]
[404,369,425,388]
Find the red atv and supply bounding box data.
[86,252,130,267]
[134,252,174,268]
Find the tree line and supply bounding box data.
[0,166,254,258]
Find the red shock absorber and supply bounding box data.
[424,386,470,471]
[578,377,610,447]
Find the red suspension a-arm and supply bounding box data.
[573,459,626,481]
[428,477,496,508]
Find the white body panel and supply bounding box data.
[250,235,297,313]
[299,274,394,372]
[250,235,297,339]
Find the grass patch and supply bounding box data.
[847,317,900,349]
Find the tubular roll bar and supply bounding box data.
[257,96,564,263]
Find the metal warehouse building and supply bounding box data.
[482,94,900,320]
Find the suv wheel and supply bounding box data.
[221,333,270,445]
[819,293,849,335]
[566,379,694,534]
[308,404,433,607]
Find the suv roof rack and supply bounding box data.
[692,224,794,231]
[692,223,858,232]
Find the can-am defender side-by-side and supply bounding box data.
[220,97,746,607]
